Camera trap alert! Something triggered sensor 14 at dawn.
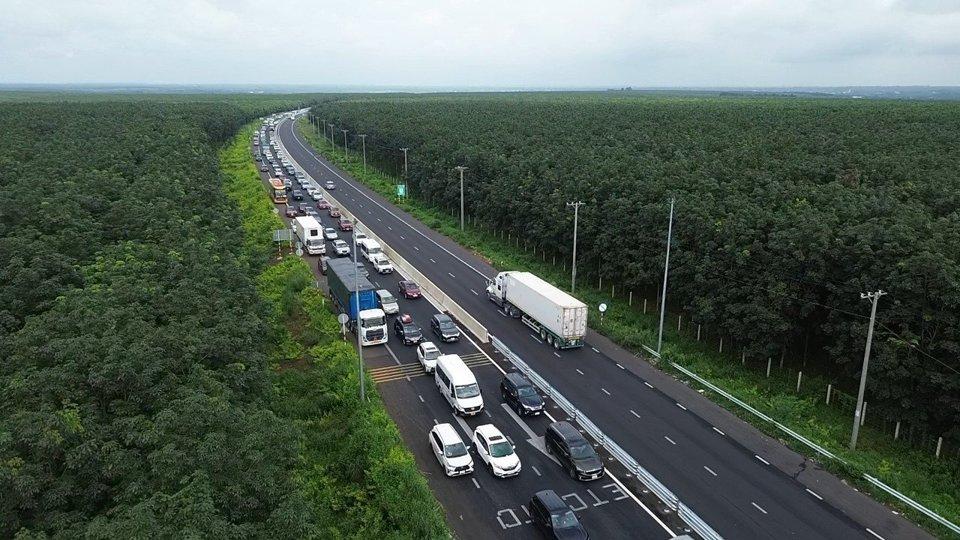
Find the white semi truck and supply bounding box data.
[293,216,325,255]
[486,271,588,349]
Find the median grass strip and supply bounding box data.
[220,123,450,539]
[295,117,959,536]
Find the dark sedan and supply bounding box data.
[284,205,297,218]
[398,280,421,299]
[393,314,423,345]
[292,190,303,201]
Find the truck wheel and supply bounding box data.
[539,328,547,341]
[553,338,561,350]
[546,335,553,347]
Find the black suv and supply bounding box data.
[500,372,544,416]
[292,190,303,201]
[430,313,460,342]
[393,314,423,345]
[544,421,604,481]
[529,490,588,539]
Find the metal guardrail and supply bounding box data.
[652,348,960,536]
[492,335,723,540]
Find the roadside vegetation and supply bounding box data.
[220,124,450,538]
[0,97,447,538]
[295,100,960,535]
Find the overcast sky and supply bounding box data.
[2,0,958,87]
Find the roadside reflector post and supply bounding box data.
[766,358,772,377]
[796,371,803,392]
[826,384,832,404]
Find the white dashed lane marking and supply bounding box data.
[703,466,717,477]
[806,488,823,500]
[576,369,584,375]
[713,427,725,436]
[751,502,768,515]
[630,410,641,419]
[676,403,687,411]
[664,436,677,445]
[755,455,770,465]
[643,382,654,388]
[601,388,611,396]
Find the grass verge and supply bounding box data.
[220,123,450,539]
[295,117,959,536]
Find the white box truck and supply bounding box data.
[486,271,587,349]
[293,216,325,255]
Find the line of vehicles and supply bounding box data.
[258,116,607,539]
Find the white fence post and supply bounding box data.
[643,298,647,313]
[894,421,901,440]
[629,290,633,306]
[766,358,772,377]
[796,371,803,392]
[861,402,867,426]
[826,384,832,404]
[677,314,682,331]
[936,437,943,459]
[719,337,723,353]
[697,324,701,341]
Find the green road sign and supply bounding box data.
[396,184,406,197]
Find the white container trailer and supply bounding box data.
[293,216,325,255]
[486,271,587,349]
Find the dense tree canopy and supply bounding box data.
[0,101,312,537]
[313,93,960,440]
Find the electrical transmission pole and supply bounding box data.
[566,201,584,293]
[656,197,675,355]
[359,134,367,172]
[400,147,409,197]
[455,166,468,230]
[327,124,334,146]
[850,289,886,450]
[341,129,349,159]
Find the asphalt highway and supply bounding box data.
[273,116,926,540]
[255,125,679,540]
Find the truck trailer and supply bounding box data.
[293,216,325,255]
[486,271,587,349]
[327,258,388,346]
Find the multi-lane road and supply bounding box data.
[263,113,930,540]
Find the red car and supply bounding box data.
[398,280,421,299]
[284,205,297,218]
[328,207,341,218]
[338,218,353,231]
[316,199,331,210]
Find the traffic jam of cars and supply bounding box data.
[255,115,620,540]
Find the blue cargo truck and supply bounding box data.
[327,258,388,346]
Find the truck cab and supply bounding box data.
[359,238,384,262]
[357,308,388,346]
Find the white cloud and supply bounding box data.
[0,0,957,86]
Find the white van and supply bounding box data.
[358,238,383,262]
[435,354,483,416]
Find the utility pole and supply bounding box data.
[656,197,675,355]
[359,134,367,173]
[400,147,409,197]
[566,201,584,293]
[327,124,334,146]
[341,129,349,159]
[455,166,468,230]
[850,289,886,450]
[319,118,324,137]
[354,217,366,401]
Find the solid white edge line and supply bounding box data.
[643,382,654,388]
[616,363,625,370]
[865,528,885,540]
[285,116,675,537]
[805,488,823,501]
[676,403,687,411]
[755,455,770,465]
[712,427,725,436]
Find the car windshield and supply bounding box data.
[362,315,386,327]
[440,321,456,330]
[444,442,467,458]
[517,386,537,398]
[423,348,439,360]
[489,440,513,458]
[552,510,579,529]
[569,443,595,459]
[404,325,421,336]
[455,383,480,399]
[380,293,396,304]
[404,283,419,291]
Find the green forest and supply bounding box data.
[0,99,446,537]
[310,93,960,444]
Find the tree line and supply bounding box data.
[0,100,312,537]
[311,93,960,442]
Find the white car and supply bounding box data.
[473,424,521,478]
[354,231,368,243]
[332,239,350,256]
[416,341,440,372]
[323,228,338,240]
[310,191,322,201]
[371,254,394,274]
[429,423,473,477]
[325,181,336,190]
[376,289,399,315]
